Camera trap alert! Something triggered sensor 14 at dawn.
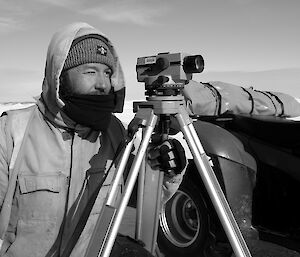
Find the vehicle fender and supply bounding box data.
[189,120,257,237]
[191,120,256,171]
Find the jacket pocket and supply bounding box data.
[18,173,60,193]
[17,173,65,221]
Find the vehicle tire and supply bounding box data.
[157,173,214,257]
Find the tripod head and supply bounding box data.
[133,52,204,134]
[136,52,204,98]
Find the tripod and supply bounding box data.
[83,95,252,257]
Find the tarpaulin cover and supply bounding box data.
[183,80,300,117]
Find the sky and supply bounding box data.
[0,0,299,102]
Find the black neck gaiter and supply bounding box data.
[62,94,115,131]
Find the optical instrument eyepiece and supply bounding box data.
[183,55,204,73]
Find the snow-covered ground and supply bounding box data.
[114,100,135,127]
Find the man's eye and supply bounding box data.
[84,70,96,74]
[105,70,112,77]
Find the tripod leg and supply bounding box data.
[99,109,158,257]
[136,161,164,254]
[106,138,136,206]
[135,154,145,240]
[175,107,252,257]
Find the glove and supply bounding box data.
[147,138,187,176]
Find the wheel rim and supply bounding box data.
[159,189,201,247]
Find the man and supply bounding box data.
[0,22,186,256]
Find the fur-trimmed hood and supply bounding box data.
[37,22,125,130]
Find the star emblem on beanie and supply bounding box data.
[97,45,107,56]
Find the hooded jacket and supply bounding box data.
[0,22,127,257]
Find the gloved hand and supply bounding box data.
[147,138,187,177]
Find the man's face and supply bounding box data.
[64,63,112,95]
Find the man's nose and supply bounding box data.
[95,74,107,92]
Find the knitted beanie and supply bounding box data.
[63,34,115,71]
